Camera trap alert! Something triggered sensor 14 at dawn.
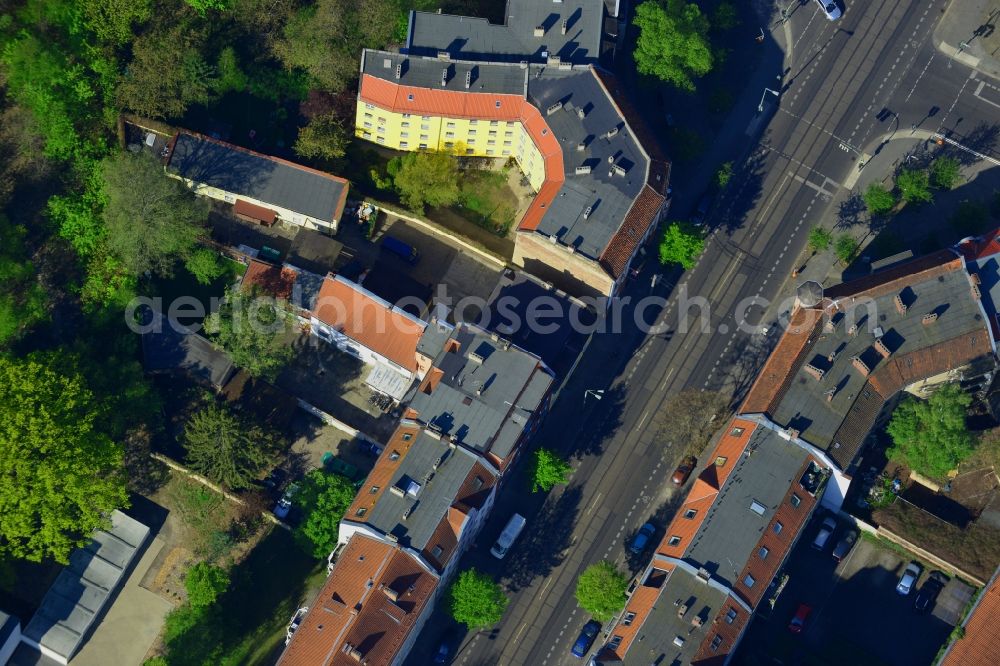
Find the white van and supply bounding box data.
[490,513,526,559]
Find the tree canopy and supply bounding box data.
[807,227,832,253]
[446,568,509,629]
[896,168,933,204]
[185,562,230,607]
[530,448,573,492]
[204,287,294,380]
[294,112,349,161]
[388,151,462,212]
[886,383,973,478]
[0,353,128,563]
[862,182,897,215]
[930,156,961,190]
[659,221,705,269]
[294,470,356,558]
[633,0,713,92]
[834,234,858,263]
[184,403,275,490]
[575,560,628,623]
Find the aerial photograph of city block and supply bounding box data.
[2,1,1000,665]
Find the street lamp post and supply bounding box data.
[758,88,780,113]
[584,389,604,404]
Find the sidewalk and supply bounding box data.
[934,0,1000,81]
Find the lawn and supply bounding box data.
[450,167,519,236]
[155,527,326,666]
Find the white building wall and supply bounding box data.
[310,317,416,380]
[0,619,20,666]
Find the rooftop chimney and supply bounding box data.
[437,51,450,61]
[534,25,545,37]
[440,69,448,86]
[827,349,838,363]
[922,312,938,325]
[575,165,592,175]
[464,71,471,89]
[612,164,626,177]
[546,101,563,115]
[874,339,891,358]
[576,142,585,151]
[606,126,619,139]
[804,364,825,381]
[894,293,907,315]
[970,272,982,286]
[395,64,402,79]
[380,584,400,602]
[825,388,837,402]
[561,19,568,35]
[583,205,592,219]
[851,356,871,376]
[577,107,586,119]
[848,324,858,337]
[972,284,982,300]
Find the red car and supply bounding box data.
[671,456,697,485]
[788,603,812,634]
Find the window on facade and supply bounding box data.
[365,103,374,110]
[487,140,496,146]
[377,126,385,133]
[608,636,622,649]
[468,139,475,145]
[446,121,455,128]
[489,130,497,136]
[505,130,513,137]
[465,148,474,154]
[401,132,409,138]
[432,545,444,558]
[725,608,738,624]
[758,546,769,559]
[790,493,802,507]
[419,143,428,149]
[445,132,455,138]
[468,129,476,135]
[402,113,411,118]
[401,122,410,128]
[376,136,385,143]
[363,121,372,128]
[622,612,636,626]
[684,509,697,519]
[364,112,372,118]
[743,574,756,588]
[363,131,371,138]
[400,142,408,148]
[486,149,495,155]
[421,115,430,120]
[773,521,783,534]
[490,120,498,126]
[421,124,430,131]
[668,535,681,546]
[710,635,723,651]
[444,142,454,148]
[378,117,386,124]
[504,140,512,146]
[420,134,429,140]
[502,150,511,155]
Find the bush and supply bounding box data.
[930,156,961,190]
[896,168,933,204]
[715,162,733,189]
[659,221,705,269]
[575,560,628,622]
[185,562,230,608]
[807,227,832,253]
[862,182,896,215]
[834,235,858,263]
[886,383,972,479]
[294,470,356,558]
[446,569,508,629]
[184,247,226,285]
[530,448,572,492]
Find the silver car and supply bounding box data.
[896,562,922,595]
[815,0,842,20]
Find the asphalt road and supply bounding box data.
[405,1,1000,665]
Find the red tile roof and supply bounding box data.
[740,307,824,415]
[312,276,426,372]
[241,259,296,300]
[599,184,665,279]
[957,227,1000,262]
[278,534,437,666]
[941,566,1000,666]
[234,199,277,225]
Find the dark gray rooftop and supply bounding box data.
[168,133,348,223]
[684,428,810,589]
[970,253,1000,337]
[771,265,986,451]
[362,50,527,96]
[21,511,148,662]
[526,65,646,259]
[141,311,236,389]
[366,430,485,551]
[407,324,553,460]
[407,0,605,64]
[621,565,730,666]
[417,320,453,360]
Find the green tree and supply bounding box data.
[185,247,226,285]
[214,47,249,94]
[930,156,962,190]
[183,404,274,490]
[896,168,933,204]
[117,26,216,119]
[294,113,348,161]
[82,0,153,45]
[184,562,230,607]
[633,0,713,92]
[0,353,128,563]
[834,234,858,263]
[0,215,48,345]
[886,383,973,478]
[204,287,294,380]
[390,151,461,212]
[950,200,990,237]
[862,182,897,215]
[102,151,209,276]
[575,560,628,623]
[807,226,832,253]
[530,448,572,492]
[712,1,739,30]
[446,569,509,629]
[715,161,733,188]
[658,221,704,269]
[186,0,233,13]
[294,470,356,558]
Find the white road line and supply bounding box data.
[586,492,603,516]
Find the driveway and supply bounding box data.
[735,518,968,665]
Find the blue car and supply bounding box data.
[571,620,601,658]
[628,523,656,554]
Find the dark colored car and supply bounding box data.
[672,456,697,485]
[433,632,456,664]
[629,523,656,555]
[692,194,713,226]
[832,529,858,562]
[914,572,948,613]
[571,620,601,658]
[381,235,420,264]
[788,603,812,634]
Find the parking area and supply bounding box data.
[735,515,973,666]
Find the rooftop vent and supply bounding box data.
[612,164,626,177]
[873,326,884,339]
[606,127,619,139]
[575,165,592,175]
[583,205,593,219]
[695,567,711,583]
[464,71,471,89]
[437,51,450,61]
[534,25,545,37]
[851,355,871,376]
[848,323,858,336]
[804,364,825,381]
[395,64,402,79]
[405,480,421,497]
[561,19,568,35]
[577,107,586,119]
[576,142,585,151]
[546,101,563,116]
[440,69,448,87]
[922,312,938,325]
[894,293,907,315]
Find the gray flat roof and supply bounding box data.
[140,310,235,389]
[362,50,527,96]
[168,133,348,223]
[622,567,730,666]
[685,429,810,589]
[526,66,646,259]
[366,431,482,551]
[22,511,148,662]
[407,325,553,459]
[407,0,605,64]
[771,266,986,451]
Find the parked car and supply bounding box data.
[814,0,842,20]
[432,632,457,664]
[274,482,300,520]
[381,235,420,264]
[896,562,923,595]
[788,603,812,634]
[914,572,948,613]
[571,620,601,658]
[812,516,837,550]
[285,606,308,645]
[832,529,858,562]
[691,194,713,226]
[672,456,697,485]
[629,523,657,555]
